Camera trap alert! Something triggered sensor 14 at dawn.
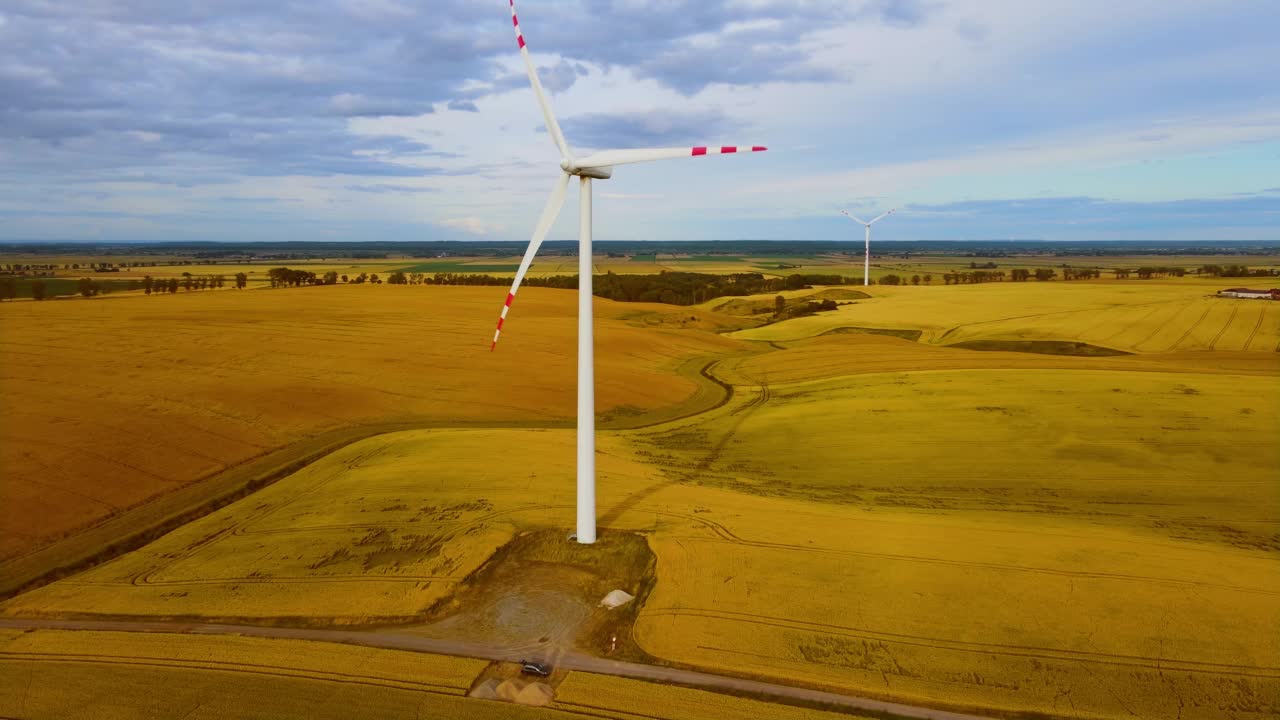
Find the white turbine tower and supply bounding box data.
[841,209,896,286]
[491,0,767,545]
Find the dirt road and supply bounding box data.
[0,617,992,720]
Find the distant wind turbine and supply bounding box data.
[491,0,767,544]
[841,209,896,286]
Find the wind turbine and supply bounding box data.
[841,209,896,286]
[491,0,767,544]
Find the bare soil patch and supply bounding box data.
[405,529,658,663]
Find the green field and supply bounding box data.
[4,277,139,298]
[398,262,522,273]
[662,255,746,263]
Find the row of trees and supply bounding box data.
[944,270,1007,283]
[311,270,874,306]
[1062,268,1102,280]
[1126,266,1187,279]
[266,268,414,286]
[268,268,320,287]
[774,295,840,318]
[139,274,249,294]
[1199,264,1279,278]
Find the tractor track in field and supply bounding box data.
[1243,304,1266,351]
[1209,305,1239,350]
[1168,302,1214,351]
[0,618,997,720]
[1129,299,1197,351]
[601,366,769,527]
[702,380,771,470]
[1096,302,1169,346]
[936,298,1174,344]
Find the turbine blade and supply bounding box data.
[491,172,571,351]
[868,209,897,225]
[509,0,570,158]
[574,145,767,169]
[841,210,869,225]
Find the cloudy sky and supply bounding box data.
[2,0,1277,243]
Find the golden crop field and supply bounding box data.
[716,331,1279,387]
[618,342,1279,718]
[730,279,1280,352]
[1,429,596,621]
[0,629,856,720]
[0,285,745,563]
[0,629,516,720]
[7,342,1277,719]
[3,273,1279,719]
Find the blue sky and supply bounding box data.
[1,0,1277,242]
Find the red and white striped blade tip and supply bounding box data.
[691,146,767,156]
[490,291,515,351]
[510,0,527,50]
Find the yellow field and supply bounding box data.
[0,629,856,720]
[4,275,1279,719]
[0,629,518,720]
[1,430,595,620]
[0,285,743,560]
[7,348,1277,718]
[730,280,1280,352]
[717,332,1279,389]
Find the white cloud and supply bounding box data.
[440,216,505,236]
[598,192,665,200]
[743,111,1280,205]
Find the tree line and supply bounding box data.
[13,260,1273,305]
[140,273,250,294]
[1199,264,1278,278]
[773,295,842,319]
[303,270,878,306]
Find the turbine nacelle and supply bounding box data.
[561,161,614,180]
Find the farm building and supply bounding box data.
[1217,288,1279,300]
